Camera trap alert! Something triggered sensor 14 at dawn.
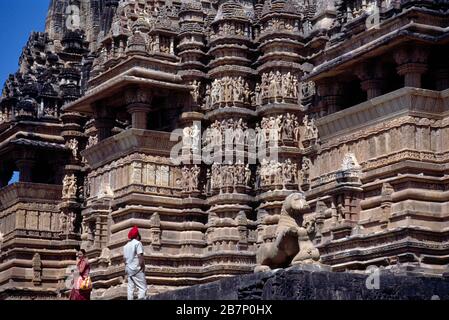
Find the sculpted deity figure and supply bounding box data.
[205,169,212,194]
[191,123,201,153]
[301,81,316,100]
[62,174,77,199]
[244,82,251,104]
[87,135,98,148]
[47,106,58,117]
[183,126,192,149]
[256,125,265,149]
[68,212,77,233]
[244,164,252,186]
[191,80,200,104]
[301,157,312,179]
[67,138,79,159]
[182,167,190,192]
[203,85,212,110]
[261,73,269,98]
[59,214,67,233]
[255,83,262,106]
[191,165,200,191]
[211,164,219,189]
[302,115,319,142]
[341,153,361,171]
[255,192,321,272]
[211,80,220,106]
[181,166,200,192]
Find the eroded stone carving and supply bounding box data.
[32,253,42,285]
[259,71,299,103]
[341,153,361,171]
[87,135,98,148]
[255,192,321,272]
[258,113,301,146]
[181,165,201,192]
[62,174,77,199]
[67,138,79,159]
[209,76,252,108]
[210,161,251,192]
[259,159,299,189]
[302,115,319,146]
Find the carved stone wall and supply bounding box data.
[2,0,449,299]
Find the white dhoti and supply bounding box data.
[126,267,148,300]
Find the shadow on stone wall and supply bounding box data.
[150,266,449,300]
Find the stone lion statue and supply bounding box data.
[255,192,321,272]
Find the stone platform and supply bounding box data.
[150,266,449,300]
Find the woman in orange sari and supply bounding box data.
[69,249,91,300]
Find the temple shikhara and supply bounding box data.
[1,0,449,300]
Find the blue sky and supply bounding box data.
[0,1,49,87]
[0,1,49,184]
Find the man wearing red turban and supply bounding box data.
[123,226,147,300]
[128,226,139,240]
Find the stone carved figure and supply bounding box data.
[300,157,312,185]
[259,159,298,189]
[202,85,212,110]
[183,123,201,153]
[62,174,77,199]
[210,76,252,108]
[341,153,361,171]
[59,214,67,233]
[32,253,42,285]
[255,192,321,272]
[259,113,300,146]
[301,81,316,100]
[181,165,200,192]
[87,135,98,148]
[302,115,319,144]
[191,80,200,104]
[259,72,299,103]
[67,138,79,159]
[210,162,252,191]
[203,119,248,148]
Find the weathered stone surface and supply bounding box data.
[2,0,449,300]
[151,267,449,300]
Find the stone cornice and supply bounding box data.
[317,87,449,143]
[89,55,180,88]
[0,183,62,210]
[305,8,449,82]
[63,64,191,114]
[81,129,177,169]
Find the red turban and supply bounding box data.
[128,226,139,240]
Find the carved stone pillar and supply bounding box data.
[317,79,343,115]
[435,67,449,91]
[93,104,114,141]
[394,46,428,88]
[94,217,102,249]
[355,61,385,99]
[127,104,150,129]
[125,87,153,130]
[16,159,36,183]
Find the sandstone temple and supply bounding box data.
[1,0,449,300]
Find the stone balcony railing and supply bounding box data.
[82,128,180,170]
[0,182,62,210]
[339,0,447,24]
[0,183,63,239]
[316,87,449,141]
